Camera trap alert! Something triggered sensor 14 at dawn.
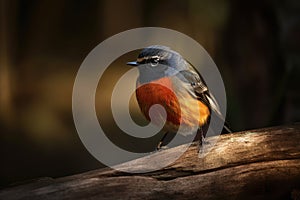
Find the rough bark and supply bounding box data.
[1,124,300,200]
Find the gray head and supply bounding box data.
[127,45,188,83]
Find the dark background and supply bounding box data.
[0,0,299,187]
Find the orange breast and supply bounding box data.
[136,77,181,126]
[135,77,210,132]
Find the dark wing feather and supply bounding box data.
[175,61,232,133]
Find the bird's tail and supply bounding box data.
[207,111,233,136]
[222,121,232,134]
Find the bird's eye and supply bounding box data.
[150,57,159,67]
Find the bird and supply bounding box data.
[127,45,231,150]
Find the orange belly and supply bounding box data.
[135,77,210,132]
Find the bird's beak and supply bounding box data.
[126,61,138,66]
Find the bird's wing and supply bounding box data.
[175,61,232,133]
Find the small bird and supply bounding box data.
[127,45,231,150]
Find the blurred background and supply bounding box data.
[0,0,299,187]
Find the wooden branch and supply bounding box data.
[1,124,300,200]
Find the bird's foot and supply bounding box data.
[156,142,169,151]
[198,136,210,156]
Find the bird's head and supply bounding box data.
[127,45,187,83]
